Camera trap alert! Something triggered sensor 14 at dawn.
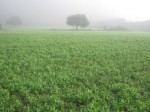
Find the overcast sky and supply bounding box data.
[0,0,150,27]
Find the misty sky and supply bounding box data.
[0,0,150,27]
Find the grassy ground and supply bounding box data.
[0,31,150,111]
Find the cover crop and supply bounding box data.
[0,31,150,111]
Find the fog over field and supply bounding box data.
[0,1,150,111]
[0,0,150,29]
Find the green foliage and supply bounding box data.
[66,14,89,29]
[0,31,150,111]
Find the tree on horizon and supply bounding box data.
[6,16,22,27]
[66,14,89,30]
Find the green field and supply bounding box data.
[0,31,150,111]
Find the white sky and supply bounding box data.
[100,0,150,21]
[68,0,150,21]
[0,0,150,26]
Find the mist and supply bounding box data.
[0,0,150,29]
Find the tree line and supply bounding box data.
[0,14,89,30]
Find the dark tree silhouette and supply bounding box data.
[66,14,89,30]
[6,16,22,26]
[0,24,1,30]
